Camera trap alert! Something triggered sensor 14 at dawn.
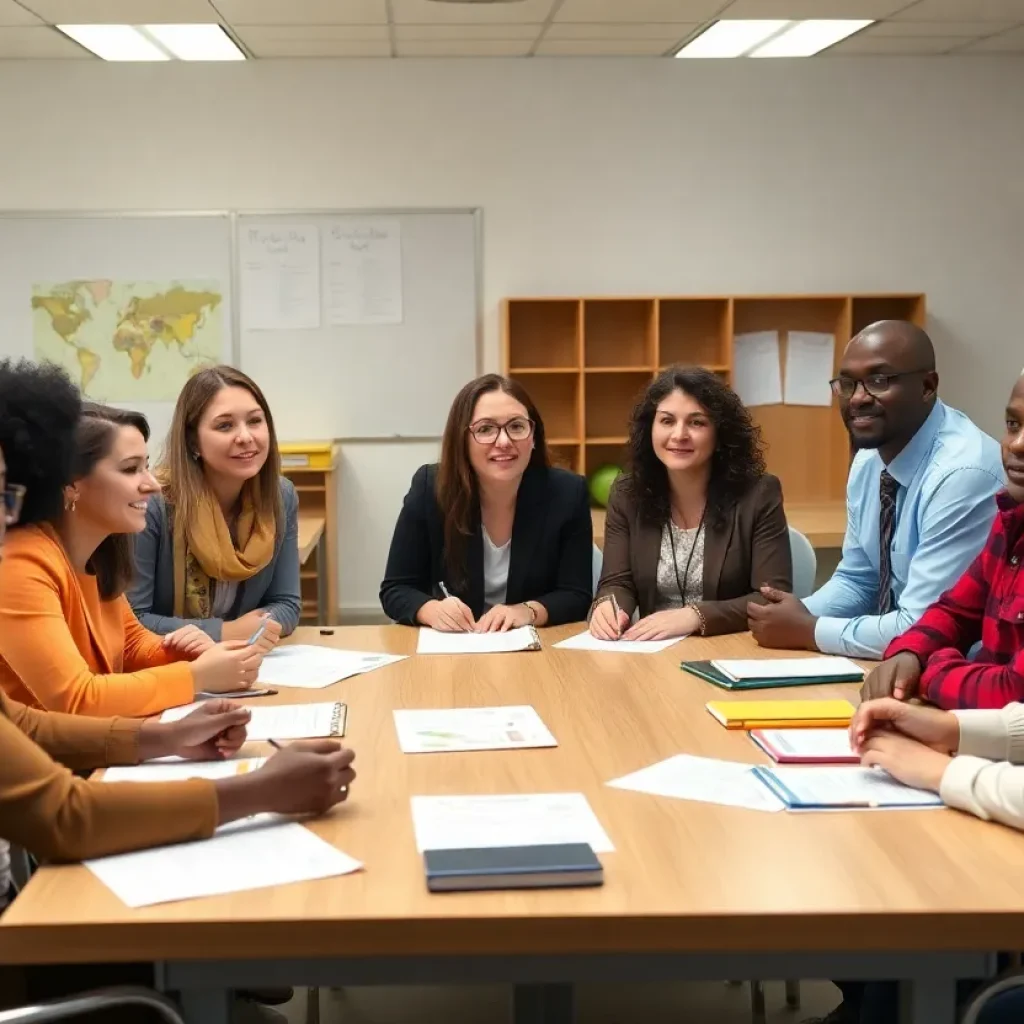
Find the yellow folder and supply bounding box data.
[706,699,856,731]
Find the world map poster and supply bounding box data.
[32,279,225,402]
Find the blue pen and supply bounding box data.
[247,622,267,645]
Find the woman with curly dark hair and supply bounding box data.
[590,366,792,641]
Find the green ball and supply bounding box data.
[589,465,622,508]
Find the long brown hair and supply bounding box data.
[71,403,152,600]
[436,374,550,586]
[157,366,282,540]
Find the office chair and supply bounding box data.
[0,987,183,1024]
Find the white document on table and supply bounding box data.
[393,705,556,754]
[85,818,362,907]
[710,657,863,681]
[554,631,684,654]
[101,758,265,783]
[607,754,785,813]
[784,331,835,407]
[732,332,782,408]
[239,223,320,331]
[416,625,541,655]
[411,793,614,853]
[753,765,944,810]
[161,701,346,740]
[257,646,406,689]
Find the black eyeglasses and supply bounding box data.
[829,369,930,400]
[0,485,25,530]
[468,417,535,445]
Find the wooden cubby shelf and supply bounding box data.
[503,294,926,504]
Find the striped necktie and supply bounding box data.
[878,470,899,615]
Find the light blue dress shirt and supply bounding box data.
[803,400,1004,659]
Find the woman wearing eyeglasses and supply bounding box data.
[380,374,593,631]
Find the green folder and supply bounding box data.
[680,660,863,691]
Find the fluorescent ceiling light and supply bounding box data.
[676,20,791,58]
[750,19,872,57]
[57,24,169,61]
[143,24,245,61]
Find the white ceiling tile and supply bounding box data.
[867,19,1015,34]
[394,23,541,40]
[396,38,533,55]
[535,36,677,53]
[236,24,388,46]
[892,0,1024,20]
[960,23,1024,47]
[213,0,387,26]
[544,21,696,39]
[826,32,975,51]
[20,0,218,22]
[391,0,554,25]
[720,0,905,16]
[243,36,390,56]
[0,25,93,54]
[554,0,722,24]
[0,0,42,26]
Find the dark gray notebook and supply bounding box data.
[424,843,603,892]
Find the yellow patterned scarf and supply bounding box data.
[172,485,275,619]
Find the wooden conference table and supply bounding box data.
[2,625,1023,1024]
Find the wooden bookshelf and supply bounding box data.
[503,294,926,506]
[279,442,341,625]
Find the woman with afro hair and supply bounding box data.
[0,363,263,717]
[590,366,793,642]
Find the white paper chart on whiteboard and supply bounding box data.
[239,223,320,331]
[325,218,403,326]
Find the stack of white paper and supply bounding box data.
[257,646,406,689]
[554,631,684,654]
[711,657,863,681]
[85,818,362,907]
[393,705,556,753]
[410,793,614,852]
[416,626,540,655]
[161,701,345,740]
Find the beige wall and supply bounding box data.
[0,56,1021,614]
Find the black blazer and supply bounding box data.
[380,463,593,626]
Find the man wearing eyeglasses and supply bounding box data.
[749,320,1003,663]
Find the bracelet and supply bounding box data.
[687,603,707,636]
[522,601,538,625]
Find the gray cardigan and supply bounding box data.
[128,478,301,640]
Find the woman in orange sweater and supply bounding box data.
[0,390,264,718]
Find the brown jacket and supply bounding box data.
[594,473,793,636]
[0,690,216,864]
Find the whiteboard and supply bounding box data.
[0,212,234,456]
[237,211,479,439]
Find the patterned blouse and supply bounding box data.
[655,522,705,610]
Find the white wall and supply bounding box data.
[1,57,1022,615]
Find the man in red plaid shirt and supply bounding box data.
[862,377,1023,710]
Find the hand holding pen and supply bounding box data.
[424,581,476,633]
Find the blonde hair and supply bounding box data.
[158,366,283,540]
